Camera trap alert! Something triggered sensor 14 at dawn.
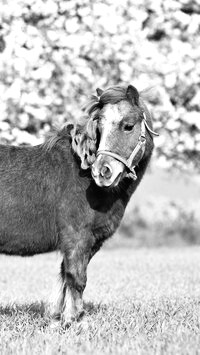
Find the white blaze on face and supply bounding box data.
[98,104,122,151]
[92,104,125,187]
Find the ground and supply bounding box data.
[1,245,200,354]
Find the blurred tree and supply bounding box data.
[0,0,199,169]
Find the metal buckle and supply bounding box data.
[128,168,137,180]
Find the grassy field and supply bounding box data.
[1,246,200,355]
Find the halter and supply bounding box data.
[96,112,159,180]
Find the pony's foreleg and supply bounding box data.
[61,285,83,325]
[48,260,66,323]
[60,239,92,327]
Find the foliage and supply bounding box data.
[119,197,200,246]
[0,0,199,169]
[1,249,200,354]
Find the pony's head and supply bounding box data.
[71,85,157,187]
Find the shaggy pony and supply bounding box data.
[0,84,155,326]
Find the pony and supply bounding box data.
[0,84,158,326]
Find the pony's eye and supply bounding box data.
[124,124,134,132]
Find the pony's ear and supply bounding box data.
[126,85,139,106]
[71,118,98,170]
[96,88,104,97]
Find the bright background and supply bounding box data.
[1,2,200,354]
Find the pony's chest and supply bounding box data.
[58,193,125,243]
[58,176,126,241]
[91,203,125,242]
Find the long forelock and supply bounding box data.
[75,84,143,135]
[99,85,127,105]
[82,85,128,119]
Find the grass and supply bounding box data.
[1,245,200,354]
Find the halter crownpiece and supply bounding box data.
[142,112,159,137]
[96,112,159,180]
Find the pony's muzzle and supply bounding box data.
[91,155,124,187]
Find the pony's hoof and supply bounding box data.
[61,310,84,329]
[61,317,74,329]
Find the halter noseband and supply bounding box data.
[96,112,159,180]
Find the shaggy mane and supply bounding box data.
[43,124,74,152]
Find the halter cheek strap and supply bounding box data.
[96,112,159,180]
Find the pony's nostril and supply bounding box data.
[100,164,112,179]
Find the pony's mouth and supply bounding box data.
[109,172,122,188]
